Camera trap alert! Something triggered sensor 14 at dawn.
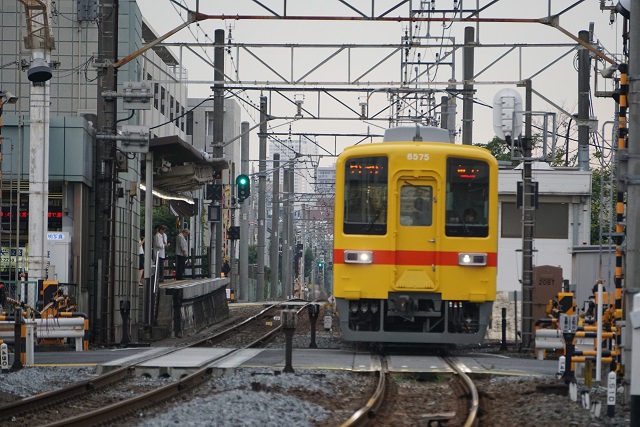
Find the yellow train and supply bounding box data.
[333,126,498,345]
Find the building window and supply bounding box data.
[181,106,185,131]
[160,87,166,115]
[169,95,174,120]
[186,110,193,135]
[501,202,569,239]
[153,83,159,109]
[205,111,214,136]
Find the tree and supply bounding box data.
[304,247,314,278]
[590,164,617,245]
[140,205,178,257]
[474,136,514,163]
[248,244,257,265]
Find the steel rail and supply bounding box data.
[444,357,480,427]
[339,356,386,427]
[20,302,308,426]
[0,303,282,421]
[0,346,180,420]
[42,367,215,427]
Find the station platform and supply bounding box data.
[25,346,560,379]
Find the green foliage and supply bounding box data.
[140,205,178,257]
[591,166,617,245]
[248,244,257,265]
[474,136,514,163]
[304,247,314,278]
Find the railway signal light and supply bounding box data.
[236,174,250,203]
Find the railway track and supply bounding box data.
[340,356,482,427]
[0,301,310,426]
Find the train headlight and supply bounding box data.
[458,253,487,266]
[344,250,373,264]
[350,301,359,313]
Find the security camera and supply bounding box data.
[600,65,618,79]
[1,91,18,104]
[27,58,52,83]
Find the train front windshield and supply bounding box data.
[343,156,388,235]
[445,157,490,237]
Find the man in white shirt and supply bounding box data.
[153,225,169,282]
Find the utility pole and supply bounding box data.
[625,0,640,418]
[577,30,591,171]
[520,79,534,349]
[94,0,119,344]
[282,166,290,298]
[286,161,296,295]
[270,153,280,300]
[17,0,54,303]
[257,96,267,301]
[239,121,249,301]
[462,26,475,145]
[212,29,225,279]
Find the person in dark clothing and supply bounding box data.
[221,260,231,278]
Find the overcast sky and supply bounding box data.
[137,0,625,167]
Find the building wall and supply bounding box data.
[496,165,591,293]
[0,0,195,342]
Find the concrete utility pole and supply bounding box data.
[257,96,267,301]
[239,122,249,301]
[18,0,55,293]
[270,153,280,300]
[287,163,295,297]
[212,29,225,279]
[94,0,119,344]
[462,26,475,145]
[577,30,591,171]
[282,166,291,298]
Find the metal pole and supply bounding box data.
[626,0,640,412]
[239,122,249,301]
[270,153,280,300]
[288,163,295,297]
[257,96,267,301]
[521,79,534,349]
[282,167,290,298]
[577,30,591,171]
[213,29,225,279]
[94,0,119,344]
[144,152,153,325]
[462,26,475,145]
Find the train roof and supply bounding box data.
[383,125,451,143]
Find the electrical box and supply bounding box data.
[46,232,71,283]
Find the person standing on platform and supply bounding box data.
[221,259,231,278]
[175,228,189,280]
[154,225,169,282]
[138,231,145,286]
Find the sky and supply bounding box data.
[136,0,626,168]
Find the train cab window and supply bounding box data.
[400,185,433,226]
[343,156,388,235]
[445,157,490,237]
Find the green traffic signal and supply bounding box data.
[236,174,250,202]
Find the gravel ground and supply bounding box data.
[0,304,632,426]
